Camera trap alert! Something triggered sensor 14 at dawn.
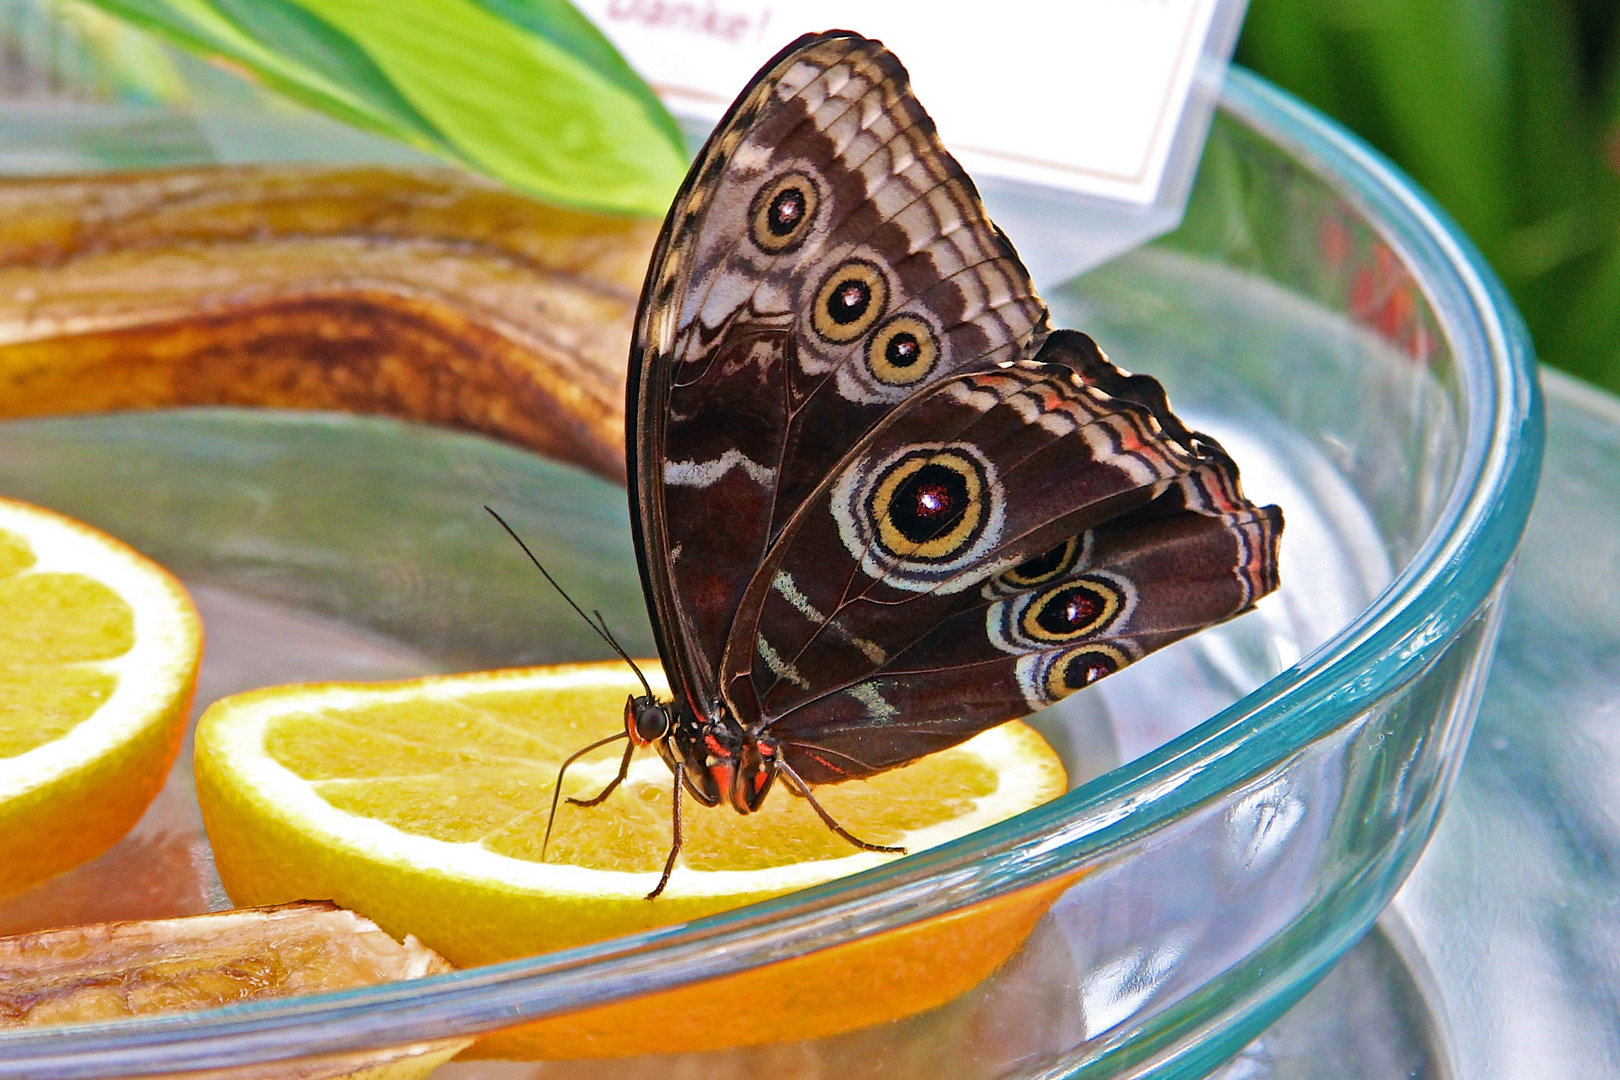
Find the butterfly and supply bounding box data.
[543,29,1282,899]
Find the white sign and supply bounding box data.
[575,0,1230,206]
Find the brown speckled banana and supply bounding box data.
[0,165,658,482]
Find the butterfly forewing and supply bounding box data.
[631,31,1047,715]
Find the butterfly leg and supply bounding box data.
[778,762,906,855]
[648,762,685,901]
[570,738,637,808]
[542,730,629,862]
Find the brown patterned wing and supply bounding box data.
[718,331,1282,782]
[628,31,1049,717]
[771,465,1281,783]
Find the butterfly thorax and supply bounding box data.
[626,693,778,814]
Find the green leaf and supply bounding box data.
[58,2,191,105]
[296,0,685,215]
[467,0,682,149]
[78,0,686,217]
[207,0,447,145]
[86,0,422,139]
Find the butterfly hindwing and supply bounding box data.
[716,329,1279,758]
[758,443,1282,785]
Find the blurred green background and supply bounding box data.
[1238,0,1620,393]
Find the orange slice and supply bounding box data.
[193,661,1072,1056]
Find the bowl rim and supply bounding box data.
[0,67,1543,1076]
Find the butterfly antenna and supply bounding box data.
[484,504,643,666]
[591,608,656,700]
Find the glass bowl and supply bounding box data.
[0,67,1540,1080]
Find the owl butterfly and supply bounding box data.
[563,30,1282,898]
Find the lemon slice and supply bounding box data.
[0,497,201,896]
[195,661,1070,1056]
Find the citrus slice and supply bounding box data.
[0,496,201,896]
[194,661,1071,1056]
[0,901,467,1080]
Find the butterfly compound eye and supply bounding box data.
[867,313,939,386]
[632,700,670,743]
[750,172,819,253]
[813,260,888,343]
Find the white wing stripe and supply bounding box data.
[664,449,776,488]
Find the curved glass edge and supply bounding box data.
[0,71,1544,1075]
[1034,65,1546,885]
[1210,68,1544,713]
[1054,590,1512,1080]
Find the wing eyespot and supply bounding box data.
[749,172,819,253]
[1000,536,1081,588]
[813,260,888,343]
[867,449,987,562]
[1019,577,1123,643]
[1046,644,1131,698]
[866,313,939,386]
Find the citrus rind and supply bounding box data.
[0,497,201,895]
[196,664,1066,903]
